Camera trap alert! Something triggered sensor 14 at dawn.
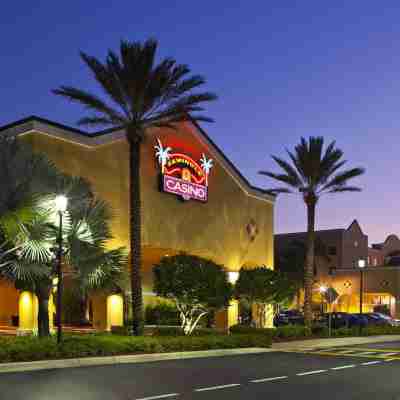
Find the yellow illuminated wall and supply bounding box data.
[18,291,38,332]
[20,121,274,329]
[24,123,273,267]
[106,294,123,331]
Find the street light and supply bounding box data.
[55,195,68,344]
[358,259,366,335]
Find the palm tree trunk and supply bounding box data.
[78,291,89,325]
[304,201,316,327]
[129,138,144,335]
[36,281,51,338]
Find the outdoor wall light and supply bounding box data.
[319,285,327,293]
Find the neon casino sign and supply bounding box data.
[155,139,213,202]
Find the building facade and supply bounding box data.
[0,116,275,332]
[275,221,400,318]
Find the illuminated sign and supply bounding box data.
[155,139,213,202]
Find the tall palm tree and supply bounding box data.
[53,38,217,335]
[260,137,365,326]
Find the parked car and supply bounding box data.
[321,312,368,329]
[366,313,396,326]
[274,310,304,326]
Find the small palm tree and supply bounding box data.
[260,137,365,326]
[155,139,172,174]
[200,154,213,185]
[53,38,217,335]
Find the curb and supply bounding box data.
[0,347,274,374]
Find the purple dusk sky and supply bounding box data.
[1,2,399,243]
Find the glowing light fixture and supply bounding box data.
[358,259,366,269]
[319,285,327,293]
[228,271,239,284]
[55,195,68,213]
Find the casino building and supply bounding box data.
[0,116,275,333]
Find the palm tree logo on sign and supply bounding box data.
[155,138,213,202]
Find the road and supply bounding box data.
[1,343,400,400]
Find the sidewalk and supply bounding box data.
[0,347,273,374]
[271,335,400,351]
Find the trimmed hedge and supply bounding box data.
[0,333,271,364]
[230,324,311,339]
[230,324,400,340]
[145,303,180,326]
[110,326,224,336]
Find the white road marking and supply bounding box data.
[251,376,288,383]
[361,361,382,366]
[296,369,327,376]
[380,352,399,357]
[335,350,357,354]
[385,358,397,362]
[194,384,241,392]
[331,364,356,370]
[136,394,179,400]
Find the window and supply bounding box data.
[354,241,358,247]
[328,246,337,256]
[373,258,377,266]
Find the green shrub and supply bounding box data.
[230,324,274,337]
[150,326,224,336]
[0,333,271,364]
[274,325,311,338]
[230,324,311,339]
[111,326,132,336]
[145,302,180,326]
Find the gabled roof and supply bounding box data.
[0,115,275,204]
[346,219,365,235]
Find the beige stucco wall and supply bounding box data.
[24,122,274,270]
[0,279,18,324]
[21,122,274,329]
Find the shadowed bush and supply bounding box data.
[0,333,271,363]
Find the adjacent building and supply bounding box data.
[275,221,400,318]
[0,116,275,333]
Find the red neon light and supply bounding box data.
[164,153,206,185]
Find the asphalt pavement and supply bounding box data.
[1,347,400,400]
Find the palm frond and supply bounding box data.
[258,170,300,188]
[54,38,216,134]
[328,186,362,193]
[53,86,126,126]
[320,167,365,193]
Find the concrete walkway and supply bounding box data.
[272,335,400,351]
[0,347,273,374]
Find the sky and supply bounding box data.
[1,1,400,243]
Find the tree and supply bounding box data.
[260,137,365,326]
[153,254,232,335]
[53,39,217,335]
[235,267,296,327]
[275,238,330,307]
[2,172,126,337]
[74,248,128,325]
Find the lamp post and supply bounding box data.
[55,195,68,345]
[319,284,332,336]
[319,285,327,314]
[358,259,366,335]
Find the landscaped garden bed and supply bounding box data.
[0,333,272,364]
[230,324,400,341]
